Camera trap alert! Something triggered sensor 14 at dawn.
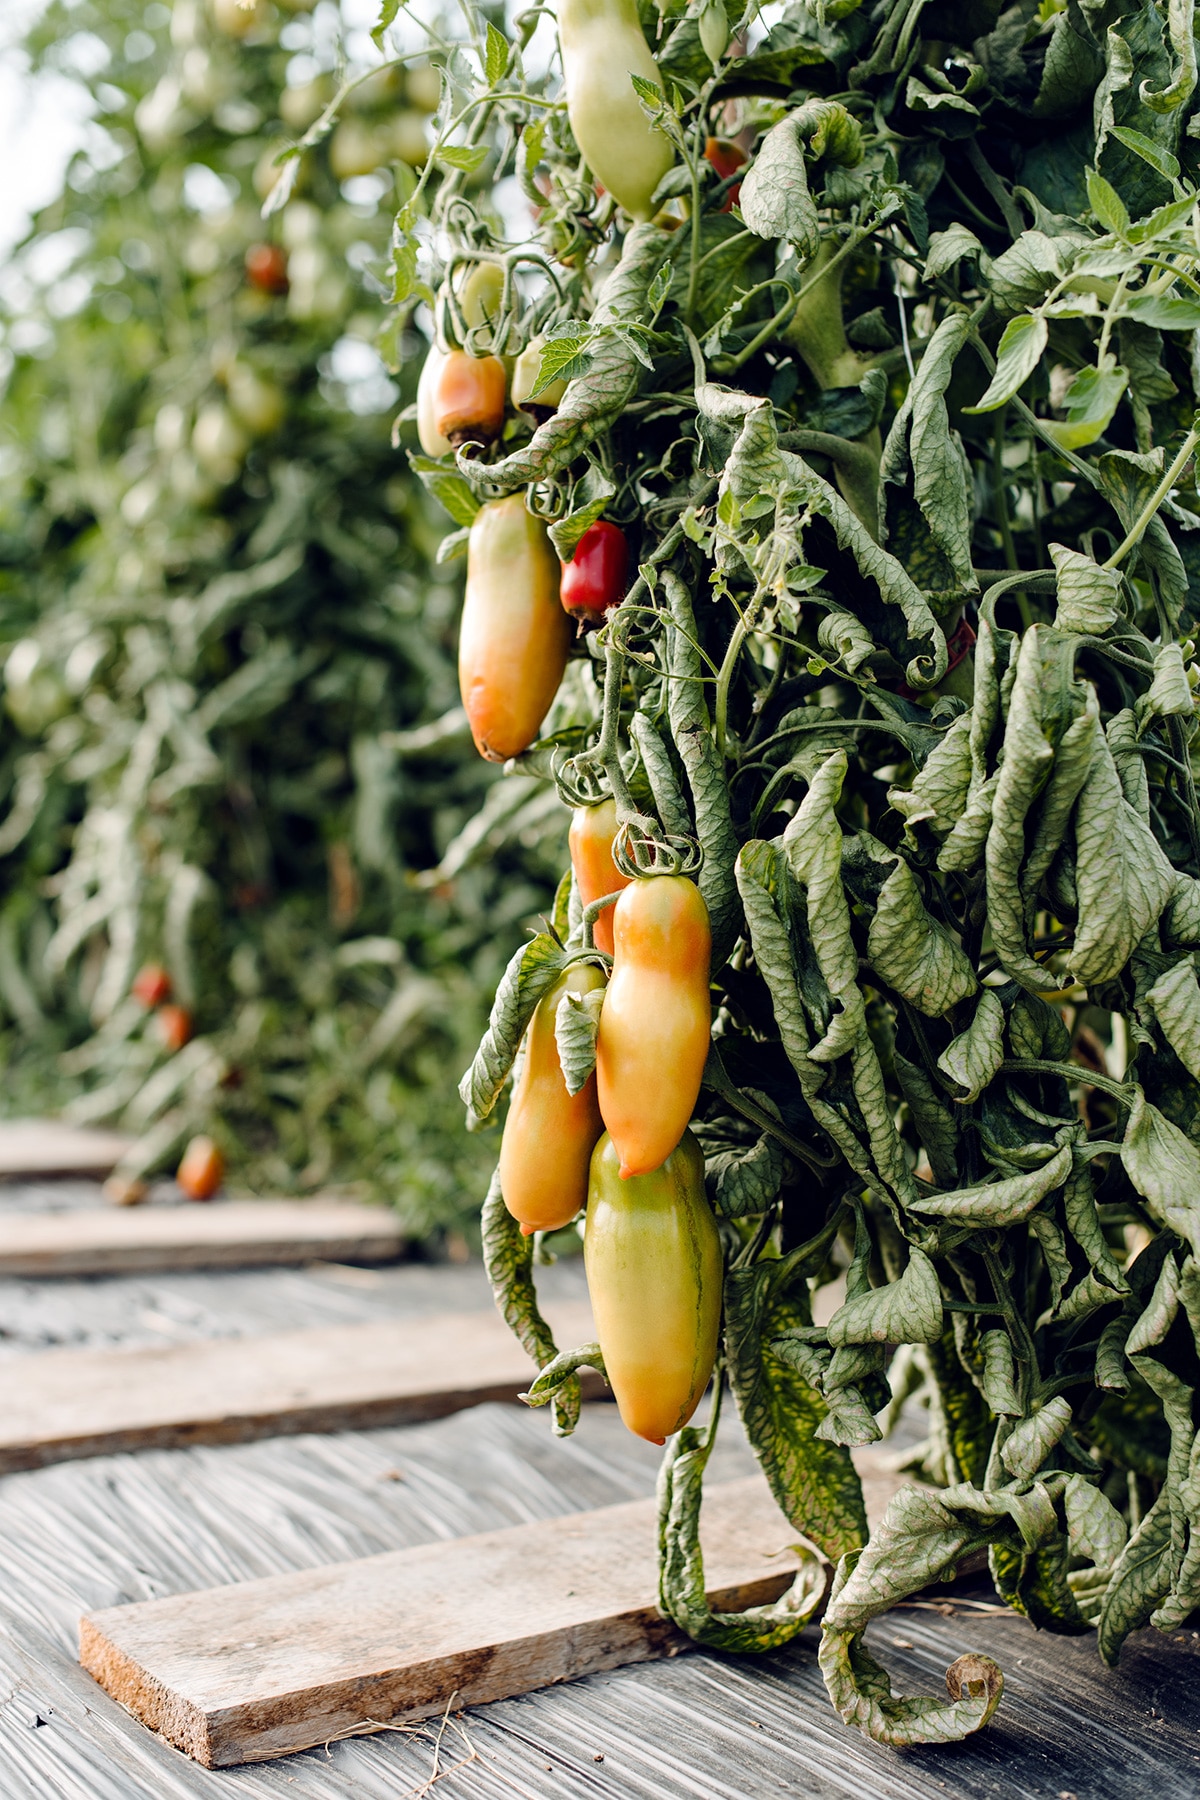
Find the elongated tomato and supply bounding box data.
[416,346,453,456]
[499,962,606,1233]
[595,875,711,1176]
[558,0,674,222]
[459,495,572,761]
[569,797,631,957]
[585,1129,721,1443]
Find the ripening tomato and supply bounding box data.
[416,346,453,456]
[560,521,629,626]
[595,875,711,1176]
[177,1135,224,1201]
[431,349,507,447]
[704,137,747,211]
[459,495,572,761]
[558,0,674,221]
[244,243,289,295]
[585,1129,722,1443]
[132,963,172,1008]
[155,1004,194,1053]
[569,798,631,957]
[511,337,569,417]
[499,962,606,1233]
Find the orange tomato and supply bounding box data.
[595,875,711,1177]
[458,495,571,761]
[569,798,631,957]
[177,1135,224,1201]
[132,963,171,1007]
[431,349,507,446]
[155,1004,193,1052]
[499,962,606,1233]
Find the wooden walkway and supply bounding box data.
[0,1180,1197,1797]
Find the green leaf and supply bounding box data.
[410,455,482,527]
[1147,958,1200,1084]
[894,1052,960,1187]
[484,20,509,84]
[1001,1396,1072,1479]
[1121,1087,1200,1255]
[435,144,489,173]
[725,1257,868,1560]
[553,983,603,1097]
[966,313,1048,414]
[1109,124,1181,182]
[937,989,1005,1102]
[910,1142,1073,1225]
[435,525,470,564]
[1041,362,1128,451]
[924,224,982,280]
[1071,731,1176,985]
[1123,293,1200,330]
[547,495,612,565]
[980,1330,1021,1416]
[1063,1474,1127,1569]
[1147,641,1195,717]
[705,1113,786,1217]
[458,932,565,1121]
[371,0,400,49]
[826,1248,943,1346]
[1097,1489,1174,1665]
[482,1168,580,1436]
[888,712,974,845]
[521,1340,605,1406]
[738,115,819,254]
[657,1410,827,1651]
[879,311,975,592]
[1088,167,1131,236]
[630,71,667,110]
[1050,542,1123,634]
[866,855,977,1016]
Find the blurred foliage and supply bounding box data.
[0,0,565,1236]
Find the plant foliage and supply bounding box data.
[322,0,1200,1740]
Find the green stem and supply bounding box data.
[714,589,767,760]
[1103,427,1200,569]
[712,220,880,377]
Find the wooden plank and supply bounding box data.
[0,1201,406,1278]
[0,1119,133,1181]
[0,1300,598,1471]
[80,1475,811,1768]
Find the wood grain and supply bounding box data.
[0,1300,598,1471]
[80,1475,810,1767]
[0,1120,133,1180]
[0,1201,406,1278]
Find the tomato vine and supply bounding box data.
[312,0,1200,1744]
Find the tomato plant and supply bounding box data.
[350,0,1200,1744]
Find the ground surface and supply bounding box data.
[0,1177,1197,1799]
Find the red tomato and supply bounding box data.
[132,963,171,1008]
[244,243,289,295]
[156,1005,193,1052]
[177,1135,224,1201]
[704,137,747,211]
[560,521,629,626]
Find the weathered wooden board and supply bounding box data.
[0,1300,597,1470]
[0,1120,133,1181]
[80,1475,808,1767]
[0,1201,406,1278]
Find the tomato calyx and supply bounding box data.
[560,520,629,628]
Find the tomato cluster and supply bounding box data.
[496,797,719,1443]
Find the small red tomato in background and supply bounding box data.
[560,521,629,627]
[704,137,747,212]
[177,1135,224,1201]
[132,963,171,1008]
[156,1004,193,1052]
[244,243,289,295]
